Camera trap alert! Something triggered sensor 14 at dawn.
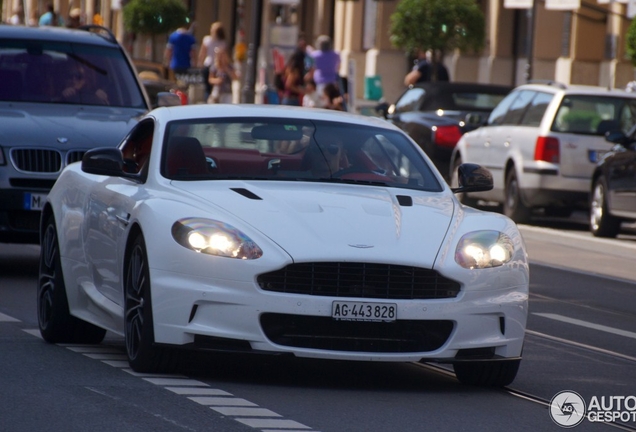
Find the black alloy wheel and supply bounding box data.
[453,359,521,387]
[124,234,177,373]
[504,169,531,224]
[38,215,106,344]
[590,177,621,238]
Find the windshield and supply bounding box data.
[161,118,443,192]
[551,95,636,135]
[0,39,146,108]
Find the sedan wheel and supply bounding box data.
[453,359,520,387]
[504,169,531,224]
[125,234,177,373]
[590,177,621,238]
[38,215,106,344]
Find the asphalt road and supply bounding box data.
[1,224,635,431]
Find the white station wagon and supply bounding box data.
[451,82,636,223]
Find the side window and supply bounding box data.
[120,119,154,177]
[487,91,519,126]
[519,92,553,127]
[502,90,535,125]
[394,88,425,113]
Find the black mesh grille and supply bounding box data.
[261,313,454,353]
[66,150,86,165]
[257,262,460,300]
[11,149,61,173]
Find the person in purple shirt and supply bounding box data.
[164,24,197,76]
[309,35,340,95]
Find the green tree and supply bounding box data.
[627,19,636,67]
[123,0,189,62]
[390,0,485,81]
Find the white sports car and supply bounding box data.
[38,104,528,387]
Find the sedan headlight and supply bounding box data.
[172,217,263,260]
[455,230,514,269]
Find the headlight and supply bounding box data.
[455,230,514,269]
[172,217,263,260]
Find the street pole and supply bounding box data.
[241,0,262,104]
[524,0,537,83]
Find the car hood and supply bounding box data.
[172,181,456,267]
[0,103,145,148]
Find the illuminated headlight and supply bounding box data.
[172,217,263,260]
[455,230,514,269]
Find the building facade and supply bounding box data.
[4,0,635,105]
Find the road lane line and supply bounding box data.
[526,330,636,363]
[0,312,20,322]
[533,313,636,340]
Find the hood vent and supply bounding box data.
[231,187,262,200]
[396,195,413,207]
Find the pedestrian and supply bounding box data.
[198,22,227,100]
[164,22,197,78]
[9,4,24,25]
[302,77,322,108]
[309,35,340,95]
[281,50,306,106]
[207,48,237,104]
[322,82,345,111]
[66,8,82,29]
[404,49,449,86]
[39,3,63,27]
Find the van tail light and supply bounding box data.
[432,125,463,148]
[534,136,560,163]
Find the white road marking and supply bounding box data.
[122,369,185,378]
[22,329,41,338]
[236,418,311,429]
[211,407,281,417]
[66,346,122,353]
[83,353,128,360]
[533,313,636,339]
[165,387,231,396]
[188,396,257,406]
[101,360,130,368]
[143,377,209,387]
[0,312,20,322]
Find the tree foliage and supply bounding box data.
[627,19,636,67]
[123,0,189,35]
[390,0,485,57]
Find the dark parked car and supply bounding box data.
[379,82,511,180]
[590,127,636,237]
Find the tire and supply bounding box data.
[590,177,621,238]
[504,169,531,224]
[453,359,520,387]
[38,215,106,344]
[450,157,479,207]
[124,234,178,373]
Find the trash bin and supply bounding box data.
[364,75,383,101]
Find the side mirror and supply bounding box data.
[465,112,486,127]
[375,102,390,119]
[605,130,628,145]
[451,163,493,193]
[82,148,131,178]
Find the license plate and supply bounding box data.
[588,150,607,163]
[24,193,47,210]
[332,301,397,322]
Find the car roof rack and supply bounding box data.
[78,25,117,44]
[526,80,567,89]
